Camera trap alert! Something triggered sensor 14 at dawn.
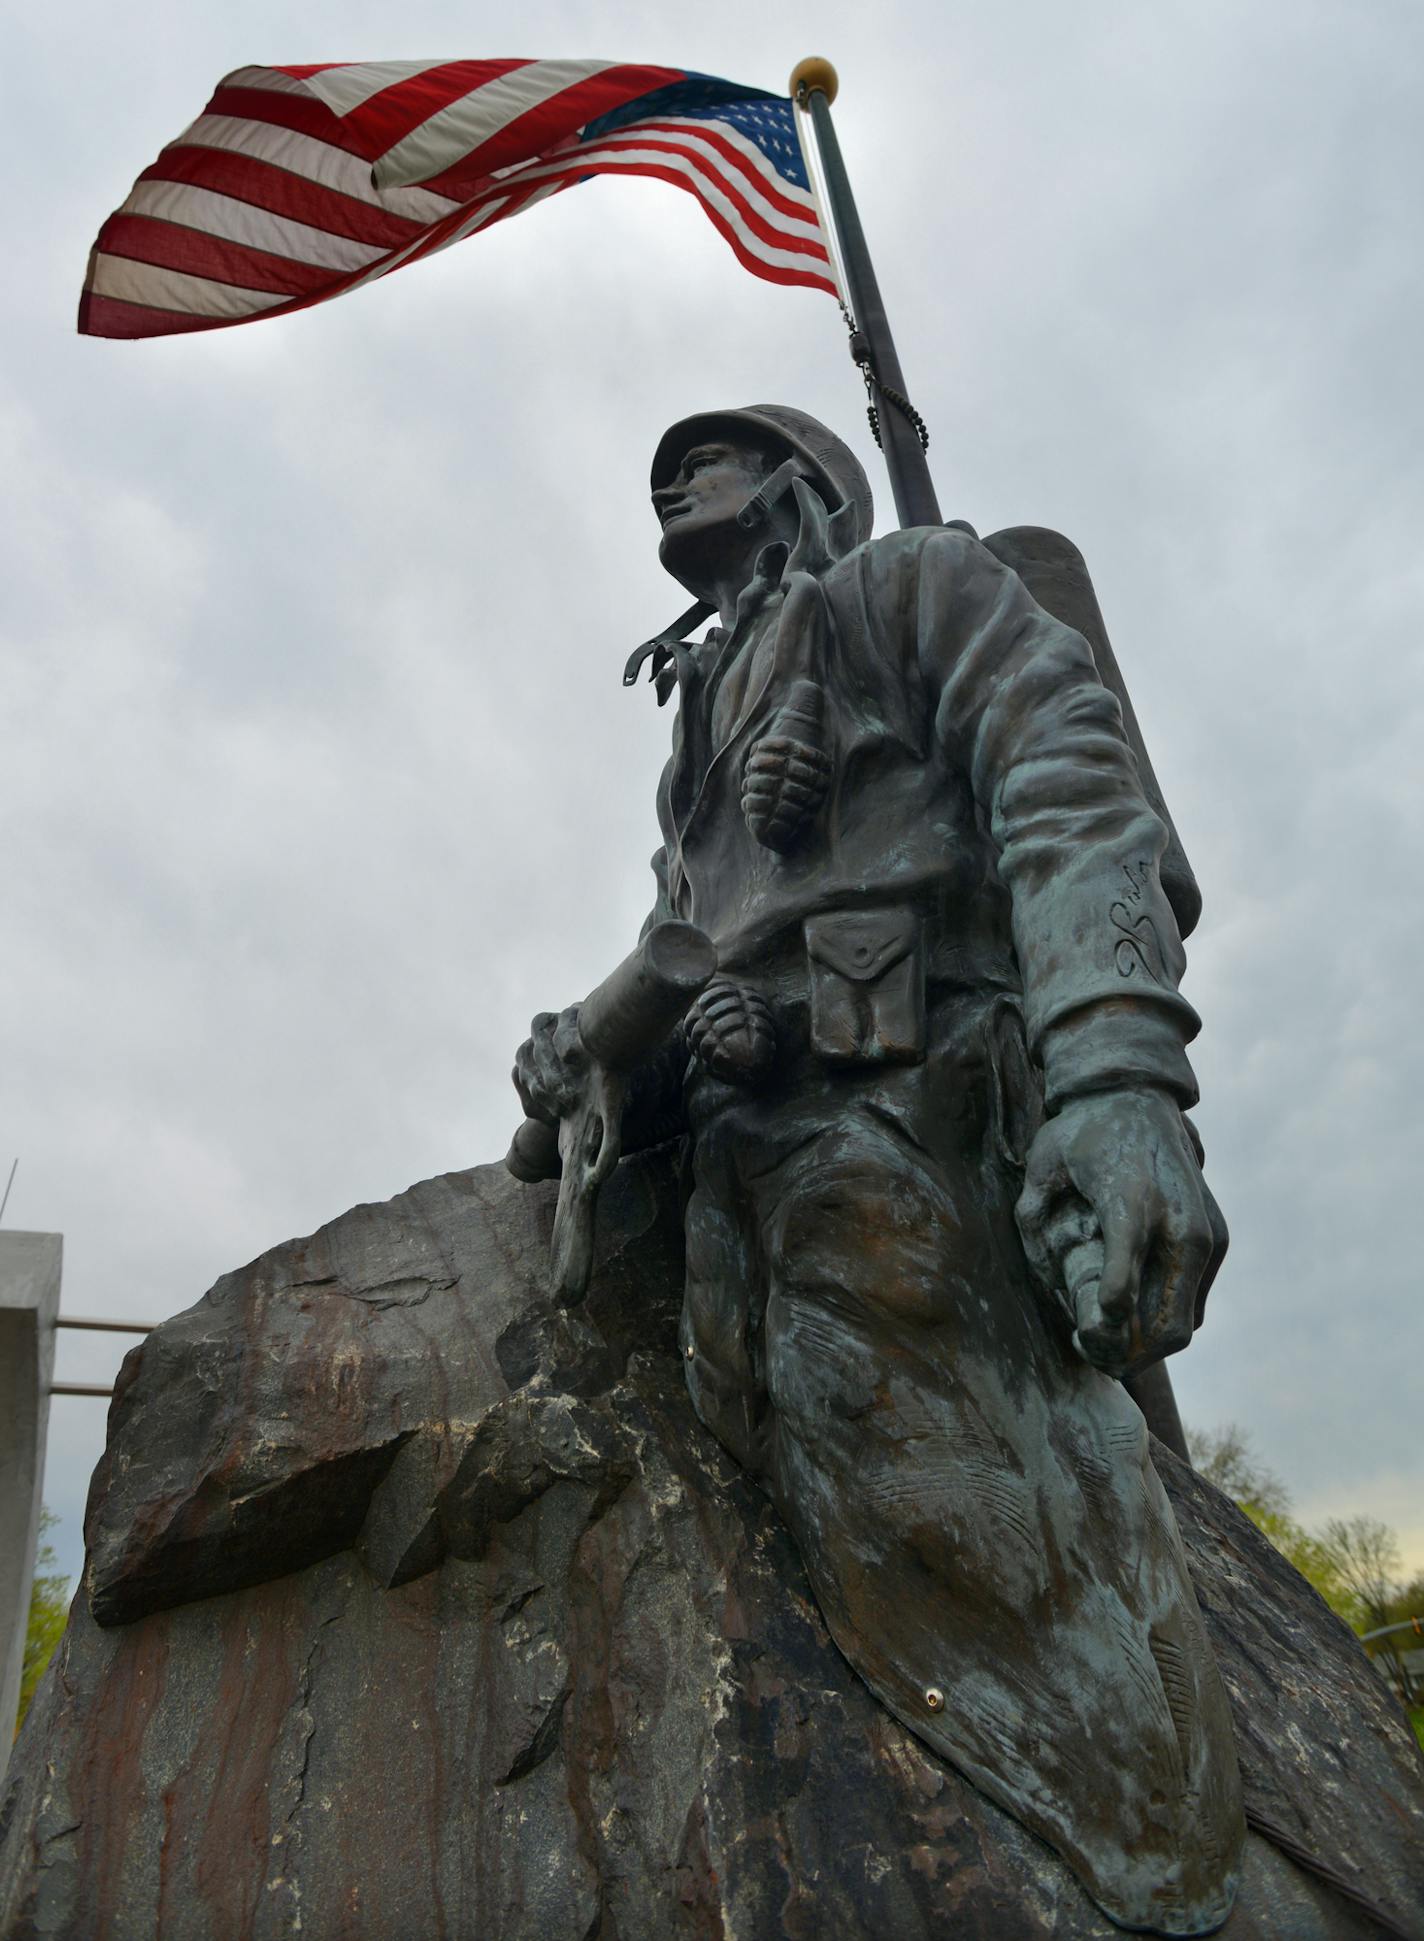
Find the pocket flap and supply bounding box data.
[804,909,919,983]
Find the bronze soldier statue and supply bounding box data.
[514,406,1243,1936]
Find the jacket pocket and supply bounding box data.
[804,908,925,1065]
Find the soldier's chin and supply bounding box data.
[658,518,715,587]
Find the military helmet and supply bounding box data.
[651,404,874,546]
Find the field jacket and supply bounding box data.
[648,482,1199,1113]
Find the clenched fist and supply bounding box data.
[512,1006,588,1126]
[1015,1087,1228,1377]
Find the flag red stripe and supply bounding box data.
[683,177,837,293]
[477,154,835,285]
[699,207,838,293]
[77,288,235,338]
[205,83,376,159]
[493,147,829,265]
[140,146,425,250]
[83,253,396,337]
[550,137,826,257]
[365,185,517,273]
[96,213,342,298]
[338,58,533,152]
[413,63,685,194]
[635,120,815,226]
[392,178,562,269]
[96,149,833,324]
[79,156,833,337]
[410,164,834,293]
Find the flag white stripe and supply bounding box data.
[126,180,388,274]
[643,117,819,219]
[428,196,511,249]
[171,116,459,224]
[324,190,527,300]
[297,59,457,117]
[221,74,819,228]
[323,184,572,297]
[410,180,567,262]
[497,144,830,272]
[322,225,461,299]
[89,250,289,319]
[219,66,321,98]
[373,58,617,189]
[576,132,822,247]
[607,122,820,234]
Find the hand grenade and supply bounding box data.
[742,678,831,853]
[686,978,776,1085]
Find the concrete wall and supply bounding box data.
[0,1232,62,1765]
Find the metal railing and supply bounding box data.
[1360,1616,1423,1645]
[50,1315,155,1398]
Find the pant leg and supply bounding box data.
[680,1153,768,1478]
[681,1016,1243,1936]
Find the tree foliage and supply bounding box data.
[1317,1515,1403,1633]
[16,1509,69,1736]
[1185,1423,1409,1643]
[1242,1504,1367,1627]
[1186,1422,1290,1520]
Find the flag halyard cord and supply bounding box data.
[791,89,924,460]
[792,70,941,530]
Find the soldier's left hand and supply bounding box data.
[1015,1087,1228,1376]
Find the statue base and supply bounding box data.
[2,1149,1420,1939]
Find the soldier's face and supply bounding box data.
[653,440,769,577]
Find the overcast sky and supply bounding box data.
[6,0,1421,1592]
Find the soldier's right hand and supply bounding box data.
[512,1007,588,1125]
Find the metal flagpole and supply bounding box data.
[789,62,1200,1467]
[790,59,942,531]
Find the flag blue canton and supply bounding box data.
[580,74,810,190]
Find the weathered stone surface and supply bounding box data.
[2,1148,1421,1940]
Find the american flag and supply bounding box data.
[79,59,838,340]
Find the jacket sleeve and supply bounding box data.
[913,529,1200,1111]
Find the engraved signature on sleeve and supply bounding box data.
[1110,860,1163,983]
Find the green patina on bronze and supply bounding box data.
[516,407,1239,1933]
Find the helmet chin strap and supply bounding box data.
[623,599,715,697]
[735,456,808,531]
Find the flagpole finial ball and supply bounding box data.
[789,58,838,105]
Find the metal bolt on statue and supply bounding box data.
[508,64,1244,1941]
